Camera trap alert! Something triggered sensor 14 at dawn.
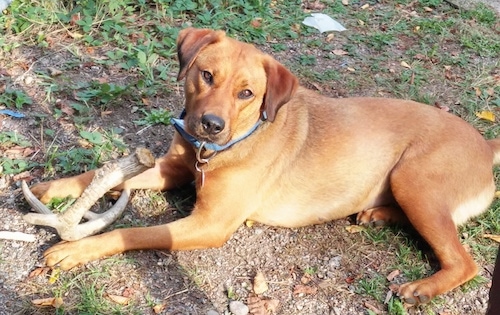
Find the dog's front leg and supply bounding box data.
[43,177,252,270]
[43,209,243,270]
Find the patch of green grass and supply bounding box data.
[461,3,497,26]
[43,128,126,175]
[46,262,142,315]
[356,273,387,301]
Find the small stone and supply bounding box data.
[229,300,249,315]
[207,310,219,315]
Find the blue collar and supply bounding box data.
[170,110,266,152]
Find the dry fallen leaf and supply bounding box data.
[29,267,51,279]
[345,225,365,234]
[475,87,482,97]
[400,61,411,69]
[342,0,349,5]
[304,0,326,10]
[495,191,500,198]
[364,301,383,314]
[248,294,280,315]
[360,3,370,9]
[253,271,269,294]
[386,269,401,281]
[32,297,63,308]
[153,303,166,314]
[332,49,349,56]
[293,284,317,295]
[484,234,500,243]
[475,111,496,122]
[107,294,131,305]
[246,220,255,227]
[301,274,312,284]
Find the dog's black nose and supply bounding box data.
[201,114,225,135]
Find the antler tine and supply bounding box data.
[22,181,52,215]
[23,148,155,241]
[59,189,131,241]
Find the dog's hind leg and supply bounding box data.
[388,164,492,304]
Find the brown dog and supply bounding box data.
[29,28,500,305]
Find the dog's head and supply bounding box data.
[176,27,298,146]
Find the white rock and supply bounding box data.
[229,300,249,315]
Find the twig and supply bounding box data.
[0,231,36,242]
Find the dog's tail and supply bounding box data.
[489,138,500,165]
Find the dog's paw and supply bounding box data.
[356,206,408,227]
[356,208,389,226]
[397,280,432,305]
[43,239,98,270]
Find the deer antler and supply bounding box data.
[22,148,155,241]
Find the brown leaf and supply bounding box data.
[28,267,50,279]
[253,271,269,294]
[386,269,401,281]
[414,53,427,60]
[301,274,312,284]
[332,49,349,56]
[48,68,62,76]
[484,234,500,243]
[364,301,383,314]
[251,18,262,28]
[122,287,135,298]
[304,0,326,10]
[248,294,279,315]
[293,284,317,295]
[107,294,131,305]
[475,87,482,97]
[56,100,75,116]
[70,13,81,26]
[32,297,63,308]
[153,303,166,314]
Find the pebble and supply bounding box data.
[207,310,219,315]
[229,300,249,315]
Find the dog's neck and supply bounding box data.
[170,109,266,152]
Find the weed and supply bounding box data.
[135,108,173,126]
[75,81,129,109]
[0,87,33,109]
[304,266,318,275]
[386,297,407,315]
[0,131,31,148]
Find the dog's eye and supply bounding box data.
[238,89,253,99]
[201,70,213,84]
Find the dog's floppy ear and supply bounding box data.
[176,28,224,81]
[262,59,299,122]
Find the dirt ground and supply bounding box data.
[1,7,499,315]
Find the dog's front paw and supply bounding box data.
[397,280,432,305]
[44,239,99,270]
